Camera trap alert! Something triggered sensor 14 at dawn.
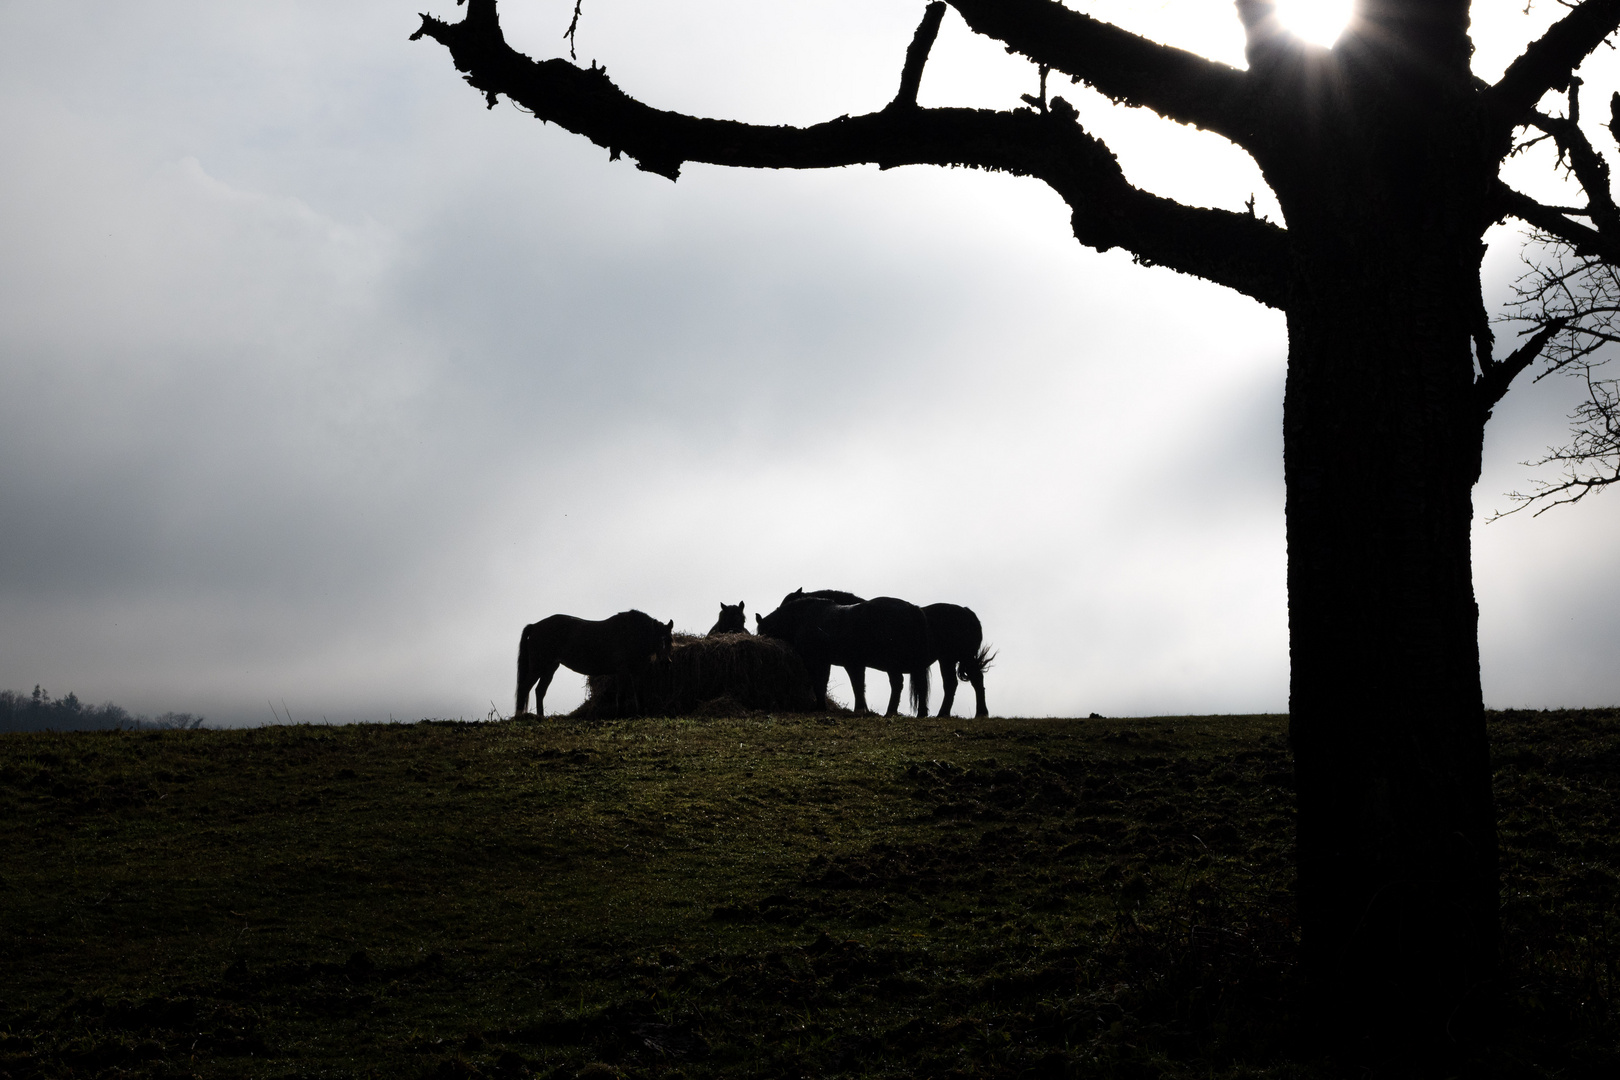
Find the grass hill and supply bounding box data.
[1,710,1616,1078]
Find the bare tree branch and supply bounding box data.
[1494,366,1620,515]
[892,2,948,111]
[411,1,1290,307]
[1475,319,1563,413]
[1505,240,1620,375]
[1495,182,1620,263]
[945,0,1256,144]
[1063,175,1290,309]
[563,0,583,60]
[1524,83,1620,235]
[1488,0,1620,132]
[1493,238,1620,514]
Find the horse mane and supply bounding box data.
[791,587,866,606]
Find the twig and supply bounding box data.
[1021,64,1051,114]
[564,0,584,60]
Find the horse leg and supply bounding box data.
[812,662,832,711]
[532,661,560,718]
[971,670,988,718]
[847,665,869,714]
[936,659,958,718]
[516,654,536,717]
[885,670,903,717]
[516,629,543,716]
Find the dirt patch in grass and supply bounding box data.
[1,710,1616,1077]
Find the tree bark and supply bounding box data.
[1274,99,1502,1040]
[1285,272,1499,1046]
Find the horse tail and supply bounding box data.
[961,645,996,681]
[514,625,533,716]
[910,661,931,717]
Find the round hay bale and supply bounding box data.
[572,632,823,718]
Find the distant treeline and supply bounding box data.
[0,686,205,734]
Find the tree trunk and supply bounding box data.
[1283,222,1500,1048]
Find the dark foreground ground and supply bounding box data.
[1,710,1617,1079]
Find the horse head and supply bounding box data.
[709,601,748,635]
[756,605,789,641]
[757,593,837,644]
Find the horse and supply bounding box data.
[708,601,748,636]
[759,589,993,718]
[753,587,866,633]
[756,588,866,707]
[923,603,995,718]
[756,594,931,716]
[515,610,673,717]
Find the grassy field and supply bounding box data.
[1,709,1617,1078]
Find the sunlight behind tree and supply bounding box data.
[1274,0,1352,48]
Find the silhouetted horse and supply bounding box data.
[923,603,995,718]
[515,610,673,717]
[756,589,867,706]
[760,590,993,718]
[754,587,866,634]
[708,601,748,636]
[756,594,931,716]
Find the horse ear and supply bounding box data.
[738,601,745,610]
[665,619,673,631]
[754,613,762,626]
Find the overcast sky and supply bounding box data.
[2,0,1619,725]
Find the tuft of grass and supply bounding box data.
[0,710,1616,1078]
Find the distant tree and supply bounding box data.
[2,687,122,732]
[0,688,203,733]
[416,0,1620,1049]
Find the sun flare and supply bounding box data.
[1274,0,1353,48]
